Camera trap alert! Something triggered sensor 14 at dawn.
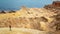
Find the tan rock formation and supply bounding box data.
[0,7,57,32]
[0,2,60,33]
[0,1,60,34]
[44,1,60,34]
[0,6,60,34]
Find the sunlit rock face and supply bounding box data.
[44,1,60,34]
[0,7,57,32]
[0,2,60,32]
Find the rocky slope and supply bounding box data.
[0,1,60,34]
[0,7,57,31]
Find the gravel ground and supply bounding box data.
[0,28,48,34]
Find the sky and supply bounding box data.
[0,0,53,10]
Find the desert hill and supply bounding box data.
[0,1,60,34]
[0,7,57,31]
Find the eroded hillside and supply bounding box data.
[0,7,57,31]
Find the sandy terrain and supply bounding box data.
[0,28,47,34]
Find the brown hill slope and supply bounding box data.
[0,7,57,31]
[0,7,60,34]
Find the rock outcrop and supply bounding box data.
[0,7,57,31]
[44,1,60,34]
[0,1,60,34]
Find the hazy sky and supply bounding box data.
[0,0,53,10]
